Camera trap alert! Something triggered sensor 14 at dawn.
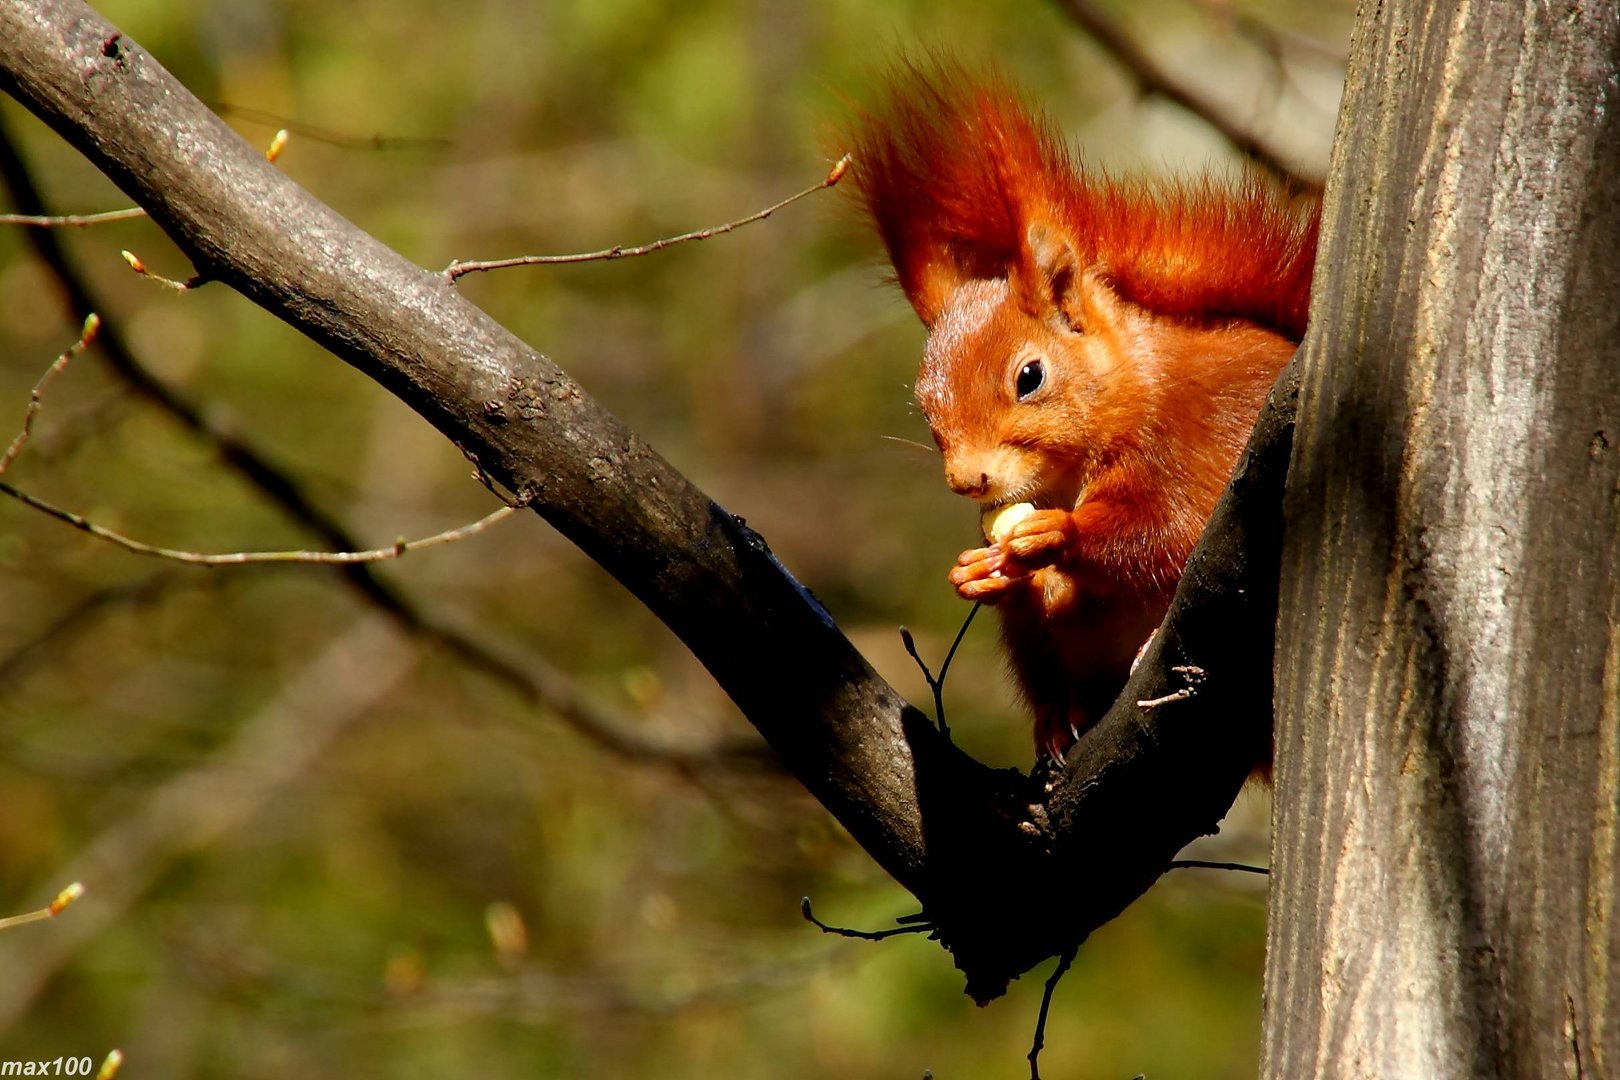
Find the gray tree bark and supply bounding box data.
[1267,1,1620,1076]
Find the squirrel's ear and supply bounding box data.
[1018,222,1124,334]
[1017,222,1081,324]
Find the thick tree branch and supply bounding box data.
[0,0,1287,1001]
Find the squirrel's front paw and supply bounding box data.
[999,509,1076,569]
[948,545,1020,602]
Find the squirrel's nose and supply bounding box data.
[945,467,990,499]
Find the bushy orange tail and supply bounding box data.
[844,60,1317,339]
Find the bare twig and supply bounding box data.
[900,602,982,738]
[0,264,517,564]
[201,930,848,1022]
[119,247,204,291]
[0,206,146,227]
[1,312,99,475]
[0,883,83,932]
[1,127,287,230]
[1192,3,1341,130]
[0,480,525,564]
[800,897,934,942]
[1239,14,1346,69]
[1133,688,1194,708]
[1135,664,1207,708]
[1166,859,1269,875]
[1027,945,1077,1080]
[1189,1,1348,70]
[1047,0,1320,190]
[444,155,851,282]
[103,125,293,289]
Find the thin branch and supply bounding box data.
[0,570,186,688]
[900,602,982,738]
[1,327,527,558]
[444,155,851,282]
[1047,0,1320,190]
[0,883,83,931]
[800,897,935,941]
[1188,1,1348,70]
[1166,859,1269,875]
[19,387,135,464]
[1,312,99,475]
[0,205,145,226]
[1134,688,1193,708]
[0,127,286,231]
[1134,663,1207,709]
[0,479,526,565]
[1027,946,1077,1080]
[119,246,204,290]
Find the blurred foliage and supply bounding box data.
[0,0,1348,1076]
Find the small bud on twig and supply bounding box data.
[0,881,86,931]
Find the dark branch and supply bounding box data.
[1027,946,1077,1080]
[799,897,935,941]
[1167,859,1270,876]
[900,601,981,738]
[0,1,1293,1003]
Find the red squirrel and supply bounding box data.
[846,66,1317,765]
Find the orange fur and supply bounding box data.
[846,63,1317,765]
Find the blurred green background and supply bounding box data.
[0,1,1346,1076]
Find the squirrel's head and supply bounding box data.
[843,61,1317,508]
[914,222,1152,512]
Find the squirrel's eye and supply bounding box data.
[1015,358,1046,400]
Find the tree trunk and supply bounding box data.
[1267,1,1620,1076]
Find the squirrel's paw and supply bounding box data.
[998,509,1076,569]
[949,506,1074,600]
[948,546,1019,602]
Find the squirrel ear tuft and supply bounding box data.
[1019,222,1128,335]
[1018,222,1081,326]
